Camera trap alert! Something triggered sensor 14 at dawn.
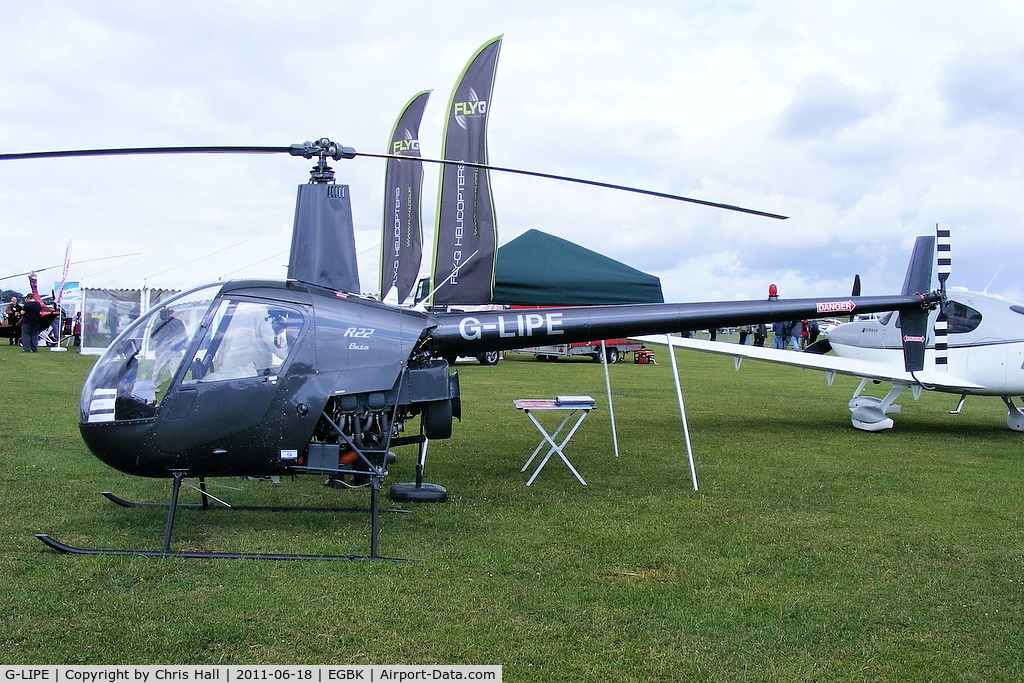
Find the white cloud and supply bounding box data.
[778,72,890,139]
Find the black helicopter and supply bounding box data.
[2,139,940,560]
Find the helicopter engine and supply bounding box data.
[306,362,457,488]
[309,392,399,487]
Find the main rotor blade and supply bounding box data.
[0,146,293,161]
[357,151,789,220]
[0,252,143,282]
[0,143,789,219]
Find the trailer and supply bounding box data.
[516,339,645,364]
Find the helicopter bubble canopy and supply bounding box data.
[79,282,306,424]
[80,283,222,423]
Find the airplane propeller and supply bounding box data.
[934,225,952,372]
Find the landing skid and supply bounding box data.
[34,534,411,561]
[37,470,417,561]
[100,490,410,515]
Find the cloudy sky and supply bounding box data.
[2,0,1023,305]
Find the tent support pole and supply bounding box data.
[600,340,620,458]
[665,334,698,491]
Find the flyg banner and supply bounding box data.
[431,35,502,305]
[380,90,431,303]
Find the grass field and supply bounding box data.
[1,340,1022,679]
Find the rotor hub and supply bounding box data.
[287,138,357,184]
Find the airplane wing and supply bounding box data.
[632,335,986,392]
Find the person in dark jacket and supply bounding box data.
[788,319,804,350]
[807,319,821,345]
[772,321,789,349]
[5,297,23,345]
[20,297,42,352]
[753,323,767,347]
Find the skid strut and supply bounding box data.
[36,470,415,561]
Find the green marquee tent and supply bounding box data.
[491,229,664,306]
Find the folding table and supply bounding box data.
[512,396,596,485]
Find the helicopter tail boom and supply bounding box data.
[426,293,939,358]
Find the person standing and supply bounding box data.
[20,297,42,352]
[753,323,767,347]
[5,297,23,345]
[807,319,821,346]
[772,321,788,349]
[788,319,804,350]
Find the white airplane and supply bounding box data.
[637,229,1024,432]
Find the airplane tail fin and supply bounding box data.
[849,274,861,321]
[899,235,936,372]
[901,235,935,297]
